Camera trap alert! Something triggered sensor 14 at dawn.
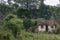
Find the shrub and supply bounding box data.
[23,18,35,31]
[3,14,23,38]
[23,18,31,30]
[56,24,60,34]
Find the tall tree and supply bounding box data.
[7,0,12,5]
[0,3,13,20]
[7,0,42,9]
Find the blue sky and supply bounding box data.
[4,0,60,6]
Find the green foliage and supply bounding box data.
[0,3,13,14]
[0,3,14,20]
[0,0,60,40]
[3,14,23,38]
[11,0,43,9]
[49,6,57,13]
[23,18,31,30]
[16,7,30,18]
[17,30,60,40]
[39,5,51,19]
[56,24,60,34]
[4,14,17,21]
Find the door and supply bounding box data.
[46,25,48,32]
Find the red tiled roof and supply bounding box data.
[37,20,57,25]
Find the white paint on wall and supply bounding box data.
[38,25,46,32]
[38,26,41,31]
[38,25,56,32]
[48,26,52,31]
[48,25,56,32]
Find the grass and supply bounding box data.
[0,29,60,40]
[19,31,60,40]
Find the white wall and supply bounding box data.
[38,25,46,32]
[48,25,56,32]
[38,25,56,32]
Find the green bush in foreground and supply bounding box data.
[3,14,23,38]
[23,18,32,30]
[56,24,60,34]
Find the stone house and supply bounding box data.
[31,20,58,33]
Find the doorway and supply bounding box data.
[46,25,48,32]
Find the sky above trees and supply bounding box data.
[3,0,60,6]
[44,0,59,6]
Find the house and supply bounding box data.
[31,20,58,33]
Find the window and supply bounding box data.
[41,25,44,28]
[51,26,53,28]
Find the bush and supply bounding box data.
[56,24,60,34]
[23,18,31,30]
[3,14,23,38]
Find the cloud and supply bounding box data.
[44,0,59,6]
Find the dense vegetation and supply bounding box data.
[0,0,60,40]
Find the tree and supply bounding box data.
[38,0,57,20]
[7,0,42,9]
[0,3,14,19]
[39,0,51,20]
[3,14,23,38]
[49,6,57,20]
[55,7,60,23]
[16,7,30,18]
[7,0,11,5]
[23,18,32,30]
[0,0,5,3]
